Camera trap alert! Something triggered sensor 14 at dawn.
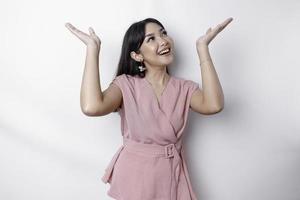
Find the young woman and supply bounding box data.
[65,17,233,200]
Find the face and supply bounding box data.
[131,22,174,69]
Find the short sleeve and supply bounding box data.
[110,74,124,89]
[109,74,125,112]
[188,80,200,95]
[186,80,200,108]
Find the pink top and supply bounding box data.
[101,74,199,200]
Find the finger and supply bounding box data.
[65,22,77,31]
[65,23,89,38]
[206,27,212,34]
[88,27,95,35]
[212,18,232,33]
[65,23,81,34]
[205,17,233,43]
[220,17,233,29]
[222,17,233,24]
[209,24,222,34]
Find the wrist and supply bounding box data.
[197,43,208,50]
[87,45,100,54]
[199,58,212,66]
[197,45,209,55]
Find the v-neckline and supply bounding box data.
[142,75,172,108]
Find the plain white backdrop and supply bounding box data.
[1,0,299,199]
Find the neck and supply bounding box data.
[144,68,169,86]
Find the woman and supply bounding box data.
[65,17,233,200]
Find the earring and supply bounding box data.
[138,60,146,72]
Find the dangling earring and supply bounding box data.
[138,60,146,72]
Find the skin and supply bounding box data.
[130,22,175,101]
[65,17,233,116]
[190,17,233,114]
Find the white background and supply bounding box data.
[1,0,300,199]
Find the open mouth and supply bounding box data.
[158,48,171,56]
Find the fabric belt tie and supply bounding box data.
[122,137,182,200]
[101,137,197,200]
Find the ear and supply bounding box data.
[130,51,143,62]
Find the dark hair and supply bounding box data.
[114,17,170,79]
[112,18,170,112]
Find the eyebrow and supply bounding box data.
[145,27,165,38]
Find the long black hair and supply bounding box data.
[114,17,170,78]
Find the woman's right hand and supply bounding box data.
[65,22,101,52]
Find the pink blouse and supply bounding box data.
[101,74,199,200]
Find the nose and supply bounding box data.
[159,37,168,46]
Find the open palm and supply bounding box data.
[196,17,233,48]
[65,22,101,51]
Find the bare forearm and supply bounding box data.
[80,47,103,112]
[197,44,224,109]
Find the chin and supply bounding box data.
[150,54,174,66]
[161,54,174,63]
[165,56,174,65]
[159,59,173,67]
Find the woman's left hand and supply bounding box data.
[196,17,233,49]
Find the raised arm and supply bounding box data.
[190,17,233,115]
[65,23,122,116]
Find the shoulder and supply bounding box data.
[170,75,199,90]
[112,73,134,83]
[111,74,137,89]
[114,73,127,81]
[115,74,136,80]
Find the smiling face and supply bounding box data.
[131,22,174,70]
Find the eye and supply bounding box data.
[146,30,168,42]
[147,36,154,42]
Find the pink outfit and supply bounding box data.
[101,74,199,200]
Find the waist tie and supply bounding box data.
[122,137,182,200]
[101,137,198,200]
